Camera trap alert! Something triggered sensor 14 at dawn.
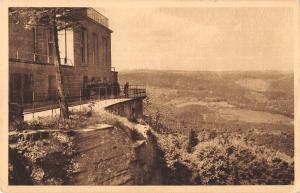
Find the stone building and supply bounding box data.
[9,8,118,106]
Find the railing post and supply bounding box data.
[32,91,35,119]
[51,101,53,118]
[110,86,113,99]
[113,86,115,99]
[99,87,101,100]
[80,90,82,112]
[57,91,61,118]
[33,53,36,62]
[16,50,19,59]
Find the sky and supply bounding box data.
[98,7,293,71]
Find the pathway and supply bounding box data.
[24,98,131,121]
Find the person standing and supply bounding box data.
[124,82,129,98]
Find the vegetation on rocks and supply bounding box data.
[9,131,76,185]
[155,129,293,185]
[9,107,103,185]
[120,70,294,185]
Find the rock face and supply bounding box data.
[9,123,163,185]
[71,117,164,185]
[9,98,165,185]
[72,126,135,185]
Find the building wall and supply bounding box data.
[9,62,76,102]
[69,19,113,95]
[9,16,115,104]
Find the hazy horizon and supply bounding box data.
[118,68,294,73]
[98,7,293,72]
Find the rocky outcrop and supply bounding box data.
[9,97,166,185]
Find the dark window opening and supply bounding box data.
[48,75,57,100]
[23,74,33,103]
[33,27,37,54]
[103,37,108,66]
[81,28,88,64]
[92,33,99,65]
[83,76,89,99]
[9,73,22,103]
[9,73,33,104]
[32,27,40,62]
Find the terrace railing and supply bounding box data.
[124,85,146,98]
[9,84,146,118]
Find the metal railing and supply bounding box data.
[10,85,146,118]
[124,85,146,98]
[9,48,74,66]
[86,8,109,28]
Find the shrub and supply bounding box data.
[187,129,198,153]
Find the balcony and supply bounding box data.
[9,48,74,66]
[85,8,109,28]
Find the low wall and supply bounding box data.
[105,96,145,120]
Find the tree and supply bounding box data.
[187,128,198,153]
[9,8,86,119]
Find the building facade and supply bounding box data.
[9,8,118,106]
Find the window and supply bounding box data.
[47,28,55,64]
[58,28,74,66]
[61,76,64,85]
[48,75,57,100]
[92,33,99,65]
[9,73,33,104]
[80,28,88,64]
[9,73,22,103]
[32,27,41,62]
[103,37,108,66]
[23,74,33,103]
[33,27,37,56]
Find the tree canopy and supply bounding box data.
[9,7,86,30]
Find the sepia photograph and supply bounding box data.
[2,0,298,191]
